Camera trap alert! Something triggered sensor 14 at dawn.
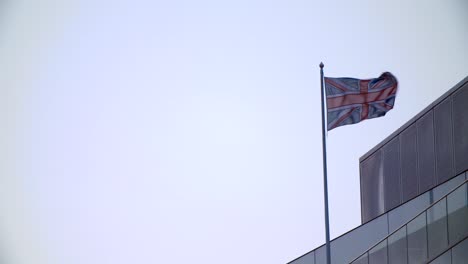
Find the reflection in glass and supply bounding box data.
[292,251,315,264]
[314,245,326,264]
[388,193,430,232]
[407,212,427,263]
[331,213,388,264]
[388,226,407,264]
[427,198,448,258]
[433,173,465,201]
[447,182,468,245]
[352,253,368,264]
[369,239,387,264]
[428,250,451,264]
[452,238,468,264]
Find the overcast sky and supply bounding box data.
[1,1,468,264]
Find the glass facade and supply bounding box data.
[388,192,430,232]
[289,173,467,264]
[368,239,387,264]
[433,173,466,201]
[352,253,368,264]
[291,251,315,264]
[387,227,407,264]
[314,245,326,264]
[407,212,427,263]
[350,181,468,264]
[447,182,468,245]
[330,214,388,264]
[428,237,468,264]
[429,250,451,264]
[451,238,468,264]
[427,198,448,258]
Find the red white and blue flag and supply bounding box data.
[324,72,398,130]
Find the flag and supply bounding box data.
[324,72,398,130]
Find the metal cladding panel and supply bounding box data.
[360,150,384,223]
[434,97,454,184]
[383,137,401,211]
[453,83,468,174]
[400,124,419,203]
[416,111,436,193]
[358,76,468,225]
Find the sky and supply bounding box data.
[0,1,467,264]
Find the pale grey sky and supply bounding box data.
[1,1,467,264]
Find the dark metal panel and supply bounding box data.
[383,137,401,211]
[434,97,454,184]
[360,76,468,163]
[400,124,419,202]
[361,150,385,223]
[416,111,436,193]
[453,83,468,174]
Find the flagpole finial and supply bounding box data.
[320,62,324,68]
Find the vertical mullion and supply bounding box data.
[386,239,389,264]
[425,211,429,261]
[446,196,450,247]
[432,110,437,186]
[405,225,409,264]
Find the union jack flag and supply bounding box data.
[324,72,398,130]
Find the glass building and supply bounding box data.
[288,76,468,264]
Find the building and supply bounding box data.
[288,76,468,264]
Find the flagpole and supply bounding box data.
[319,62,331,264]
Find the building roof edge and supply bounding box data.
[359,75,468,162]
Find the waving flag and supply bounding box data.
[324,72,398,130]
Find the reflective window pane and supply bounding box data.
[369,239,388,264]
[447,182,468,245]
[407,212,428,263]
[331,213,388,264]
[352,253,368,264]
[388,226,407,264]
[427,198,448,258]
[314,245,326,264]
[388,192,430,232]
[452,237,468,264]
[433,173,466,201]
[428,250,451,264]
[291,251,315,264]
